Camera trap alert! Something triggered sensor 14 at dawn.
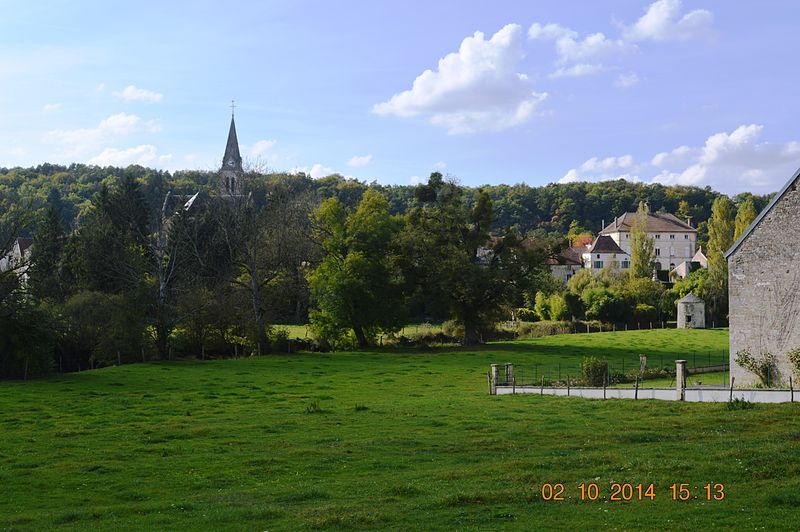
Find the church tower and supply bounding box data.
[220,106,244,196]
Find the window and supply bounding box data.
[669,246,675,256]
[686,315,692,323]
[655,234,661,239]
[596,254,601,259]
[670,234,675,239]
[670,263,675,269]
[655,248,661,256]
[621,260,630,269]
[684,234,689,239]
[593,261,603,269]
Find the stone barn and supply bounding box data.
[726,167,800,386]
[676,292,705,329]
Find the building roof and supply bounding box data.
[677,292,704,304]
[16,237,33,253]
[548,245,584,266]
[588,235,626,254]
[725,166,800,259]
[600,211,696,234]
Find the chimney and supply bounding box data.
[644,201,650,213]
[601,219,605,233]
[686,215,692,228]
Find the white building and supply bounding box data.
[599,208,697,273]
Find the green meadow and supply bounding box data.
[2,328,799,530]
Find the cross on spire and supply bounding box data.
[230,99,236,117]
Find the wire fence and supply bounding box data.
[499,350,730,389]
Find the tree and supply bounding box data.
[705,196,736,323]
[629,202,655,278]
[308,190,405,348]
[28,193,66,301]
[533,291,550,321]
[734,197,758,241]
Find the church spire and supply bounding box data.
[220,103,243,196]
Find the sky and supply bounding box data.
[2,0,799,195]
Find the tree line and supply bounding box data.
[0,164,769,379]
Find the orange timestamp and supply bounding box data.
[539,482,725,501]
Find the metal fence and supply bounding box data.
[497,350,730,389]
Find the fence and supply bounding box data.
[497,350,730,389]
[488,361,798,403]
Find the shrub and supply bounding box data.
[269,328,291,354]
[515,307,537,322]
[534,292,550,321]
[727,397,755,410]
[548,293,570,321]
[787,347,800,380]
[581,356,609,386]
[515,321,572,338]
[735,349,779,386]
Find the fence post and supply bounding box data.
[729,376,735,402]
[567,376,570,396]
[675,360,687,401]
[540,376,544,395]
[490,364,499,395]
[639,354,647,373]
[791,377,794,403]
[505,362,514,385]
[512,377,516,395]
[635,377,639,400]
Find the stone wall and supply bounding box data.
[677,301,705,328]
[728,177,800,386]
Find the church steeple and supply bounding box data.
[220,102,243,196]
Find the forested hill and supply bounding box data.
[0,163,772,240]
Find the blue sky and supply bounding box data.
[2,0,799,194]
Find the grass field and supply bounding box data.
[2,328,799,530]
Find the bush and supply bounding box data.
[269,328,291,354]
[548,293,570,321]
[515,307,537,322]
[581,356,609,386]
[735,349,779,386]
[727,397,755,410]
[787,347,800,380]
[515,321,572,338]
[534,292,550,321]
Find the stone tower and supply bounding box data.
[220,111,243,196]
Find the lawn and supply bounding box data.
[2,328,798,530]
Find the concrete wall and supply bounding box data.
[497,386,796,403]
[677,301,705,329]
[728,179,800,387]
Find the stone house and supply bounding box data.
[599,207,697,273]
[676,292,705,329]
[726,168,800,386]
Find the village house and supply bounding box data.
[726,168,800,387]
[549,204,704,283]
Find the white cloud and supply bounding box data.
[114,85,163,103]
[651,145,694,166]
[434,161,447,169]
[410,175,422,185]
[42,103,62,113]
[615,72,640,88]
[373,24,547,134]
[291,164,338,179]
[249,139,276,157]
[624,0,713,42]
[145,119,162,133]
[549,63,604,79]
[560,125,800,194]
[347,154,372,167]
[558,169,580,184]
[88,145,172,167]
[529,22,632,80]
[580,155,634,172]
[45,112,142,156]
